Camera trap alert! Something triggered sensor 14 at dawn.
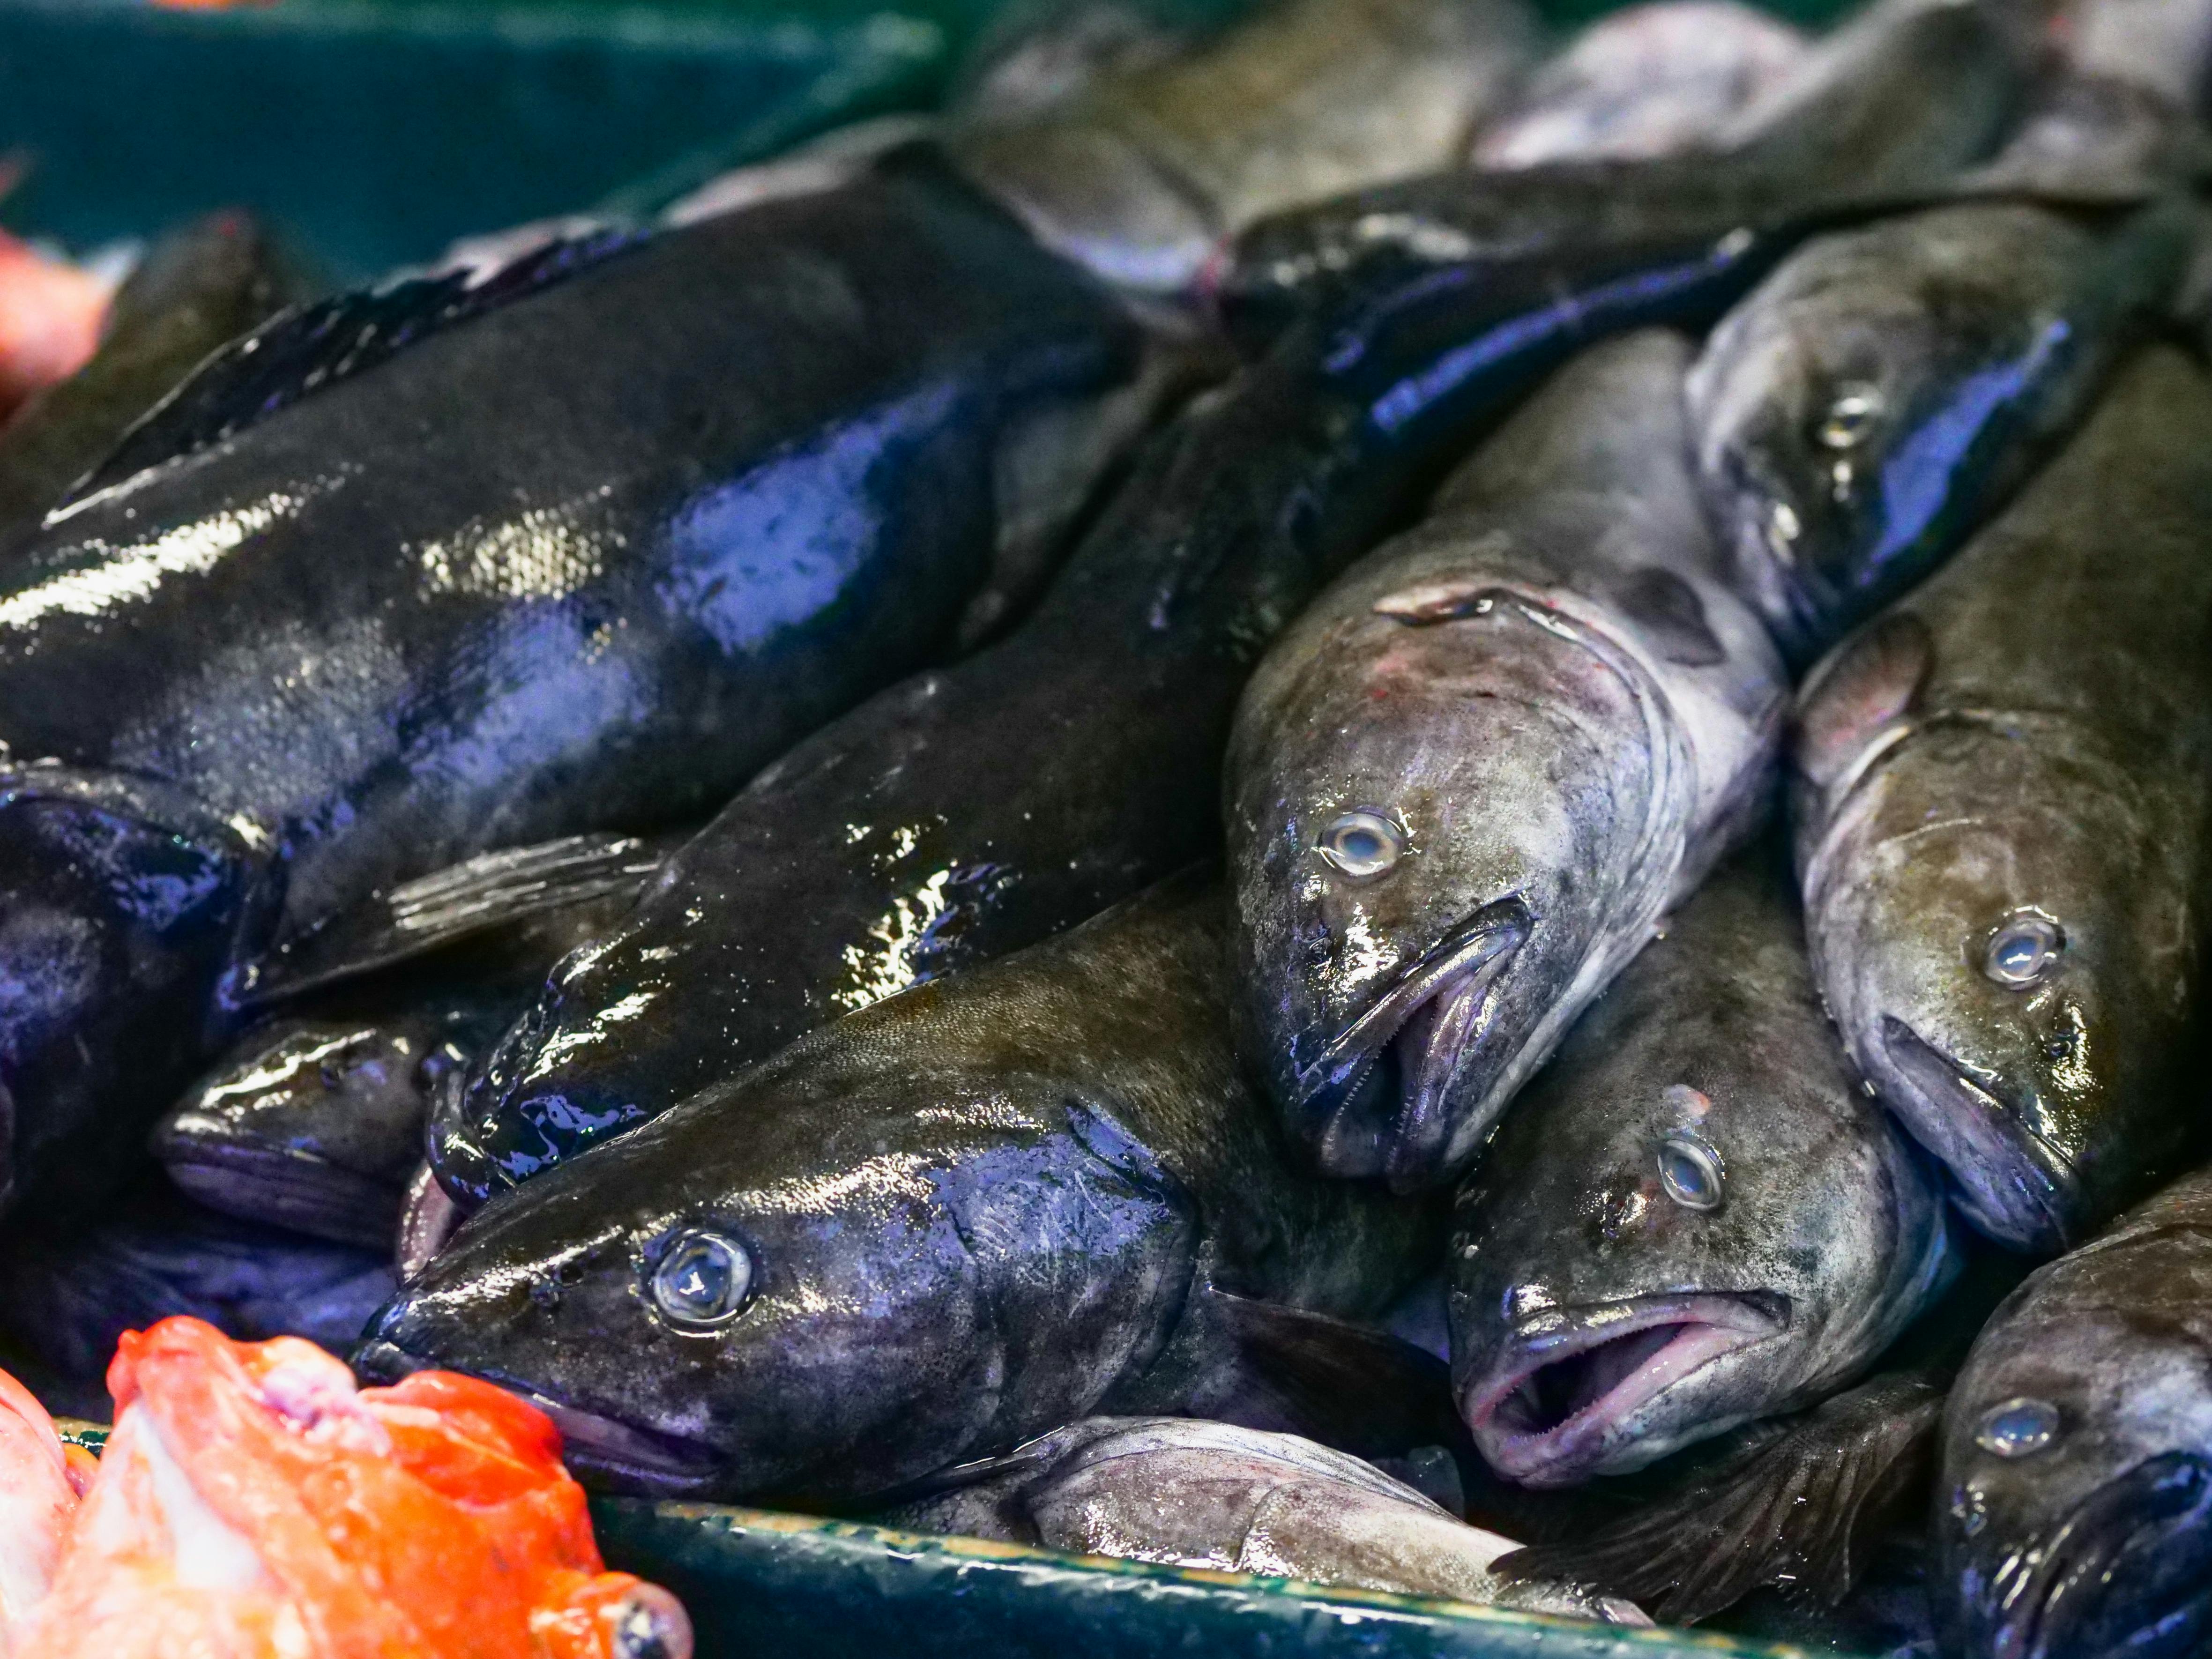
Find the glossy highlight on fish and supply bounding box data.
[1794,345,2212,1254]
[1227,331,1784,1191]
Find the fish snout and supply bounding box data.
[1961,1452,2212,1659]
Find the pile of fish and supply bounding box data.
[0,0,2211,1647]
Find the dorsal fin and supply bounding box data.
[60,228,641,510]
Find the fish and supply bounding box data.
[2055,0,2212,112]
[1936,1162,2212,1659]
[1685,197,2192,663]
[15,1315,691,1659]
[0,212,310,547]
[1225,329,1785,1191]
[0,232,113,424]
[883,1415,1648,1624]
[1448,845,1956,1489]
[153,833,670,1251]
[1214,0,2027,344]
[945,0,1539,299]
[0,1183,395,1421]
[0,1367,89,1654]
[0,156,1142,1223]
[1468,0,1808,170]
[429,206,1823,1214]
[364,870,1446,1506]
[1792,343,2212,1254]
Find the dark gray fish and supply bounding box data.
[1793,345,2212,1254]
[1469,0,1808,170]
[1936,1163,2212,1659]
[945,0,1538,299]
[362,871,1441,1506]
[1450,847,1955,1488]
[884,1415,1648,1623]
[0,158,1140,1223]
[0,211,310,545]
[1686,197,2192,663]
[1226,330,1784,1191]
[153,833,670,1251]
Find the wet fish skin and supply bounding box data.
[1937,1163,2212,1659]
[1687,198,2193,664]
[365,872,1437,1506]
[1794,344,2212,1255]
[1449,846,1955,1488]
[1227,330,1785,1192]
[0,158,1139,1222]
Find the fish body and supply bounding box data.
[1687,198,2192,663]
[1470,1,1807,170]
[0,1369,86,1654]
[1936,1164,2212,1659]
[886,1414,1646,1623]
[1227,330,1784,1191]
[1794,345,2212,1255]
[368,872,1437,1506]
[0,159,1137,1222]
[15,1316,690,1659]
[1449,847,1954,1487]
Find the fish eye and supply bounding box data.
[1816,382,1883,451]
[1316,811,1406,881]
[1983,914,2063,989]
[1974,1396,2060,1458]
[1656,1131,1725,1212]
[648,1228,754,1332]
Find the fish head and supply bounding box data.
[1802,706,2195,1256]
[1451,990,1951,1486]
[1939,1299,2212,1659]
[363,1043,1196,1504]
[1228,569,1694,1192]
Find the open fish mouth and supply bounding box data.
[1462,1292,1788,1487]
[1293,895,1531,1184]
[350,1339,723,1493]
[1878,1016,2081,1254]
[1967,1452,2212,1659]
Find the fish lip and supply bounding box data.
[1461,1291,1789,1487]
[1877,1015,2081,1253]
[1971,1451,2212,1659]
[1292,895,1532,1182]
[350,1340,723,1494]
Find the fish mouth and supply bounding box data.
[350,1339,724,1495]
[1461,1292,1788,1488]
[1966,1452,2212,1659]
[1293,895,1531,1188]
[1878,1017,2080,1254]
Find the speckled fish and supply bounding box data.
[364,871,1445,1505]
[1226,330,1784,1191]
[1214,0,2026,343]
[1686,197,2192,663]
[1449,846,1954,1489]
[153,833,668,1252]
[1936,1162,2212,1659]
[1794,345,2212,1255]
[885,1415,1648,1623]
[0,156,1142,1224]
[0,212,308,548]
[1469,1,1807,170]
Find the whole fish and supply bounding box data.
[1226,330,1784,1190]
[885,1415,1647,1624]
[1793,345,2212,1254]
[1469,1,1807,170]
[365,872,1442,1506]
[154,833,670,1251]
[0,157,1140,1222]
[1686,198,2191,663]
[17,1317,691,1659]
[1449,847,1955,1489]
[0,212,308,545]
[945,0,1538,298]
[1936,1163,2212,1659]
[0,1368,87,1655]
